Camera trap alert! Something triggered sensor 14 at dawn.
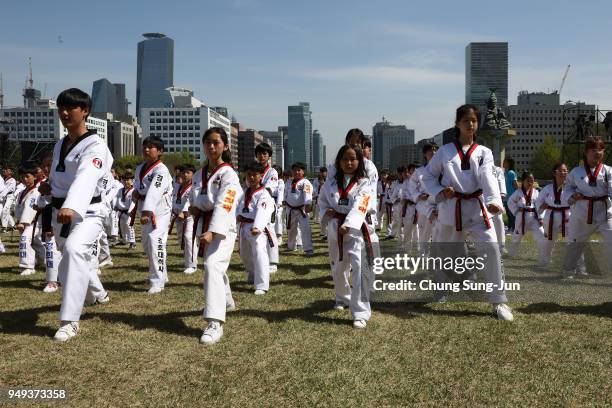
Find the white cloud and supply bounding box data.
[377,22,502,45]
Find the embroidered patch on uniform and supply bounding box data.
[261,202,267,209]
[92,158,103,168]
[222,188,237,212]
[358,195,371,214]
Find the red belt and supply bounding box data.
[194,210,213,259]
[333,213,374,265]
[453,189,491,232]
[237,215,275,250]
[518,207,539,235]
[547,206,569,240]
[581,195,608,224]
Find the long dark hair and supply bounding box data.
[334,144,366,186]
[454,104,480,138]
[202,127,232,164]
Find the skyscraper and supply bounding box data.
[372,119,415,170]
[136,33,174,119]
[92,78,128,118]
[287,102,312,171]
[312,129,324,170]
[466,42,508,110]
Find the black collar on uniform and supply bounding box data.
[56,130,97,172]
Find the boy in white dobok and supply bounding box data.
[115,173,136,249]
[48,88,113,341]
[284,162,314,255]
[132,136,173,294]
[237,162,276,295]
[255,143,280,272]
[15,167,46,276]
[170,164,197,274]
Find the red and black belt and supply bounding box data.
[547,206,569,240]
[237,215,275,249]
[581,195,608,224]
[194,209,213,258]
[518,207,539,235]
[286,204,306,229]
[333,213,374,265]
[453,189,491,232]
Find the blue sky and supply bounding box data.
[2,0,612,158]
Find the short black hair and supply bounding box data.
[174,164,185,172]
[122,172,134,180]
[407,163,417,172]
[244,161,266,173]
[56,88,92,111]
[182,164,196,173]
[291,162,306,171]
[18,165,37,177]
[319,167,327,173]
[255,142,273,156]
[422,142,438,155]
[397,166,406,173]
[272,164,283,174]
[142,136,165,151]
[363,137,372,148]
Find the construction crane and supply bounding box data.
[558,64,570,96]
[0,73,4,109]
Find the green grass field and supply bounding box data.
[0,224,611,407]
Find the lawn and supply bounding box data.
[0,224,610,407]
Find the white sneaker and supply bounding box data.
[493,303,514,321]
[148,286,164,294]
[353,319,367,329]
[85,292,110,306]
[43,282,59,293]
[20,269,36,276]
[53,321,79,342]
[254,289,266,295]
[333,303,345,310]
[98,257,113,268]
[200,321,223,345]
[183,267,197,275]
[269,264,278,274]
[226,298,236,311]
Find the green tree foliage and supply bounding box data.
[530,136,561,180]
[112,150,199,176]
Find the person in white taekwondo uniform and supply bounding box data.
[492,165,507,254]
[0,167,17,230]
[387,167,405,240]
[170,164,197,274]
[319,144,374,329]
[506,171,546,264]
[401,164,419,252]
[410,144,440,255]
[562,137,612,278]
[15,166,46,276]
[272,165,285,244]
[132,136,173,294]
[422,104,514,321]
[284,162,314,255]
[255,142,280,272]
[376,170,390,232]
[115,172,136,249]
[47,88,113,341]
[0,172,5,253]
[189,127,242,345]
[536,163,586,271]
[237,161,276,294]
[97,170,121,268]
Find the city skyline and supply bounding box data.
[1,1,612,158]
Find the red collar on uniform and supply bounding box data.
[291,177,304,190]
[18,185,36,204]
[202,162,232,191]
[553,180,562,205]
[244,185,265,208]
[454,141,479,170]
[522,187,533,206]
[338,177,358,199]
[585,163,603,186]
[139,160,161,183]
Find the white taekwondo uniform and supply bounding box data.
[237,185,275,291]
[50,130,112,322]
[171,181,196,270]
[284,177,314,252]
[261,164,280,265]
[190,162,242,323]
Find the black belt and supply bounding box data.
[51,195,102,237]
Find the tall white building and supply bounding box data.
[259,130,284,169]
[506,91,595,171]
[0,99,107,143]
[140,87,231,162]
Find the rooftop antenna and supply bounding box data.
[27,57,33,89]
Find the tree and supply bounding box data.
[530,136,561,180]
[112,150,199,175]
